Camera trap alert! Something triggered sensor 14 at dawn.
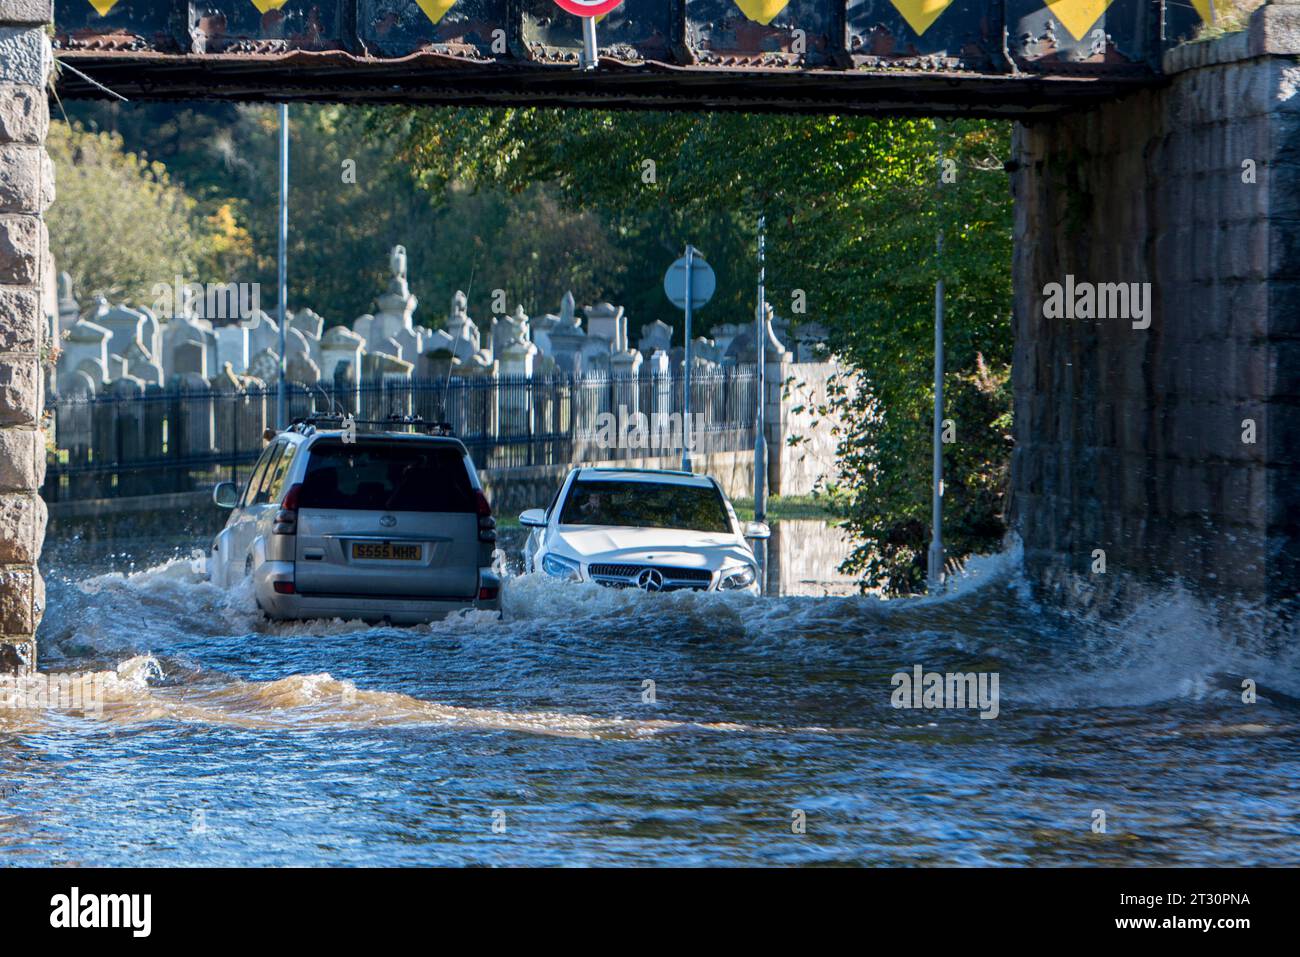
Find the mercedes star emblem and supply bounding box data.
[636,568,665,592]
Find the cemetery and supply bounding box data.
[45,245,840,515]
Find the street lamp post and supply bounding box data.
[754,215,767,523]
[276,103,289,429]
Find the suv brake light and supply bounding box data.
[475,490,496,542]
[274,482,302,535]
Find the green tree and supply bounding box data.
[45,121,215,307]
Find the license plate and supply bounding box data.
[352,542,421,561]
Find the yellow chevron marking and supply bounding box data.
[734,0,791,26]
[1044,0,1119,42]
[415,0,458,25]
[889,0,956,36]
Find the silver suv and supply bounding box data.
[209,420,501,623]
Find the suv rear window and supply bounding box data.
[298,440,477,513]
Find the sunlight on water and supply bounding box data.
[7,534,1299,866]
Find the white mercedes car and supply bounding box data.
[519,467,770,594]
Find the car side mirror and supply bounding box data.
[519,508,547,528]
[213,482,240,509]
[743,520,771,540]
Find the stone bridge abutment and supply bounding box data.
[1010,3,1300,608]
[0,0,50,672]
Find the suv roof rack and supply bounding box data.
[580,466,700,478]
[284,413,455,438]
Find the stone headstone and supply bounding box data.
[393,327,424,365]
[214,322,249,375]
[584,302,626,352]
[60,318,111,385]
[139,307,162,362]
[57,271,80,335]
[286,350,320,385]
[352,313,375,347]
[320,324,365,385]
[364,350,414,389]
[163,314,216,381]
[290,308,325,342]
[248,348,280,385]
[499,335,539,379]
[724,303,789,363]
[123,338,164,386]
[445,290,480,351]
[372,244,418,342]
[209,361,245,394]
[709,322,744,358]
[795,320,831,362]
[93,301,149,359]
[172,339,207,377]
[547,291,586,374]
[242,310,279,357]
[638,319,674,355]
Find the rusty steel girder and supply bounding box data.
[51,1,1209,113]
[188,2,351,54]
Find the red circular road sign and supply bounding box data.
[552,0,623,16]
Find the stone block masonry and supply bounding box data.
[0,0,49,673]
[1010,2,1300,609]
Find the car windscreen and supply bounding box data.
[558,479,731,533]
[298,440,477,512]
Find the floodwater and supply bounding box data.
[5,525,1300,866]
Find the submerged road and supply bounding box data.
[4,531,1298,866]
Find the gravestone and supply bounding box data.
[290,308,325,342]
[93,301,149,360]
[638,319,674,356]
[242,310,279,358]
[248,348,280,385]
[163,313,217,380]
[547,292,587,374]
[372,244,418,344]
[172,339,207,377]
[122,338,164,386]
[59,319,111,386]
[57,271,80,335]
[445,290,481,352]
[214,322,249,375]
[321,325,365,411]
[584,302,626,352]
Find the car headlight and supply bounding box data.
[719,564,757,590]
[541,553,582,581]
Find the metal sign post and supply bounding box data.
[663,247,716,473]
[276,103,289,430]
[927,229,945,593]
[683,246,694,471]
[552,0,622,70]
[755,215,767,523]
[580,15,599,70]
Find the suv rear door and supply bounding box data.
[292,438,482,599]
